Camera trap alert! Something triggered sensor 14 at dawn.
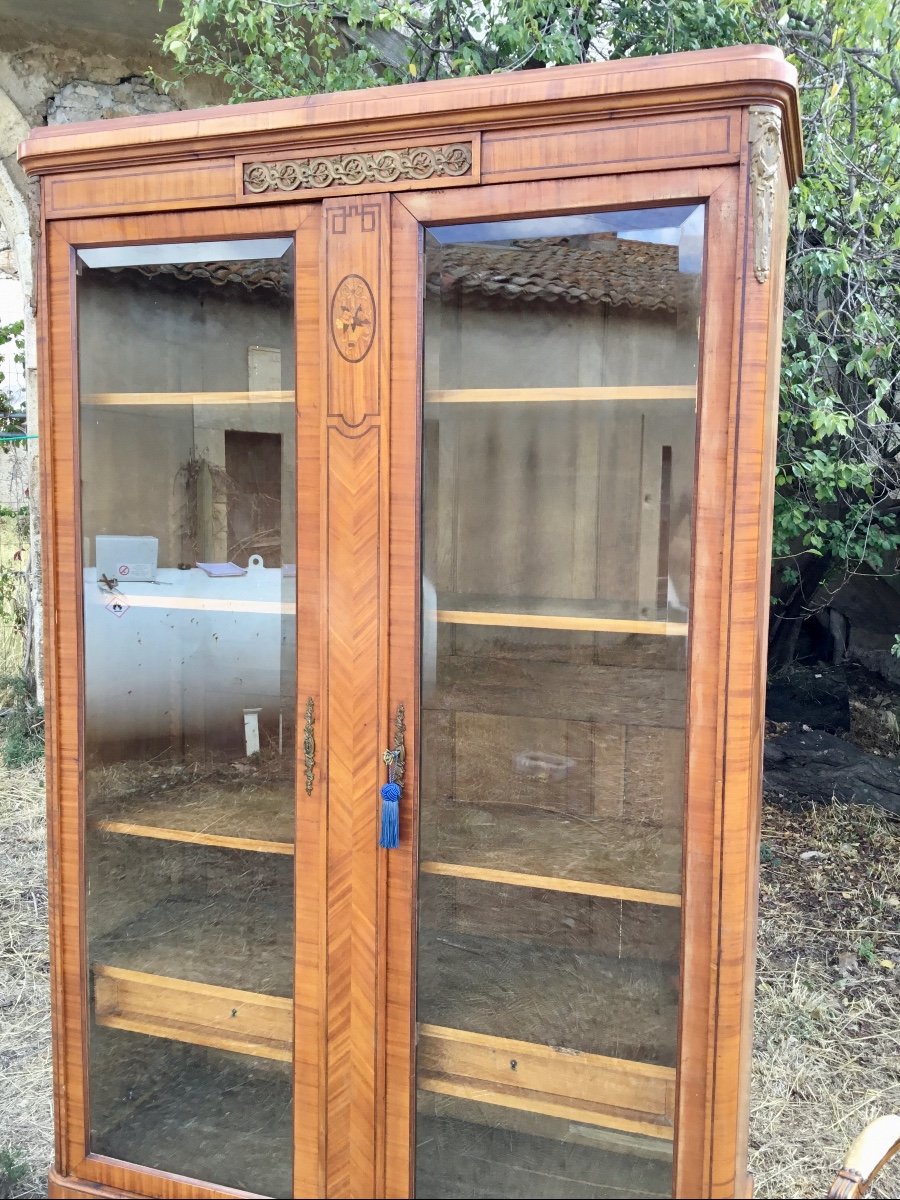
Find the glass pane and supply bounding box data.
[416,206,703,1198]
[78,239,296,1198]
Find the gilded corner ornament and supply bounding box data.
[749,105,782,284]
[243,143,473,195]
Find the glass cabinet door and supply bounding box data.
[415,206,704,1199]
[77,239,296,1197]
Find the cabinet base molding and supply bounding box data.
[48,1170,142,1199]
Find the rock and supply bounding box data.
[766,663,851,731]
[764,728,900,815]
[47,78,178,126]
[852,648,900,689]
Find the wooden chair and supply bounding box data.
[828,1116,900,1198]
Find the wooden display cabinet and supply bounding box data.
[20,45,802,1200]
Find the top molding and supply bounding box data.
[19,45,802,185]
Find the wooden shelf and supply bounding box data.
[420,861,679,907]
[438,609,686,636]
[421,802,682,902]
[418,928,678,1066]
[426,386,696,405]
[418,1024,674,1141]
[94,965,292,1062]
[84,389,293,407]
[91,885,293,1064]
[435,594,688,637]
[89,775,294,856]
[94,819,292,855]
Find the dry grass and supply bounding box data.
[0,760,52,1200]
[1,762,899,1198]
[751,799,900,1199]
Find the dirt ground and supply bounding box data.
[1,760,899,1199]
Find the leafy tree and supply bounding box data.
[160,0,900,668]
[157,1,608,94]
[617,1,900,666]
[0,318,25,452]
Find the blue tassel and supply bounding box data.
[379,781,401,849]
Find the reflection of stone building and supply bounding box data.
[80,259,295,570]
[425,232,700,622]
[0,1,224,689]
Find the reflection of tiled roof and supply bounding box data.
[113,260,289,295]
[105,236,688,313]
[427,235,684,312]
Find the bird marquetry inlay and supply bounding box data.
[331,273,376,363]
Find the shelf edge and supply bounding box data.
[93,819,295,856]
[436,609,688,636]
[420,860,681,907]
[426,386,696,404]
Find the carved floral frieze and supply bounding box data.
[243,143,473,194]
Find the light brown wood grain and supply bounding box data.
[482,110,741,184]
[322,194,391,1199]
[418,1024,675,1137]
[669,170,741,1200]
[48,1170,145,1199]
[701,114,793,1200]
[436,608,687,636]
[92,820,293,856]
[84,390,292,406]
[380,196,422,1200]
[50,1165,260,1200]
[426,385,696,404]
[42,206,316,1200]
[417,1078,673,1142]
[418,861,681,907]
[92,966,293,1062]
[20,47,802,186]
[292,201,327,1200]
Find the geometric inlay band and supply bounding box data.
[244,143,473,193]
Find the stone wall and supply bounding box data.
[0,15,222,694]
[47,77,179,124]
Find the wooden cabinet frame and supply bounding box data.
[23,45,801,1200]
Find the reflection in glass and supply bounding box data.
[78,240,295,1197]
[416,207,704,1198]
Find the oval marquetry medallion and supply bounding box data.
[331,273,376,363]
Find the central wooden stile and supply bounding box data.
[321,195,392,1198]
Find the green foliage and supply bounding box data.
[856,935,877,964]
[615,2,900,605]
[0,505,29,634]
[0,318,25,451]
[760,841,782,867]
[0,673,43,769]
[157,0,608,97]
[0,1146,28,1200]
[161,1,900,641]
